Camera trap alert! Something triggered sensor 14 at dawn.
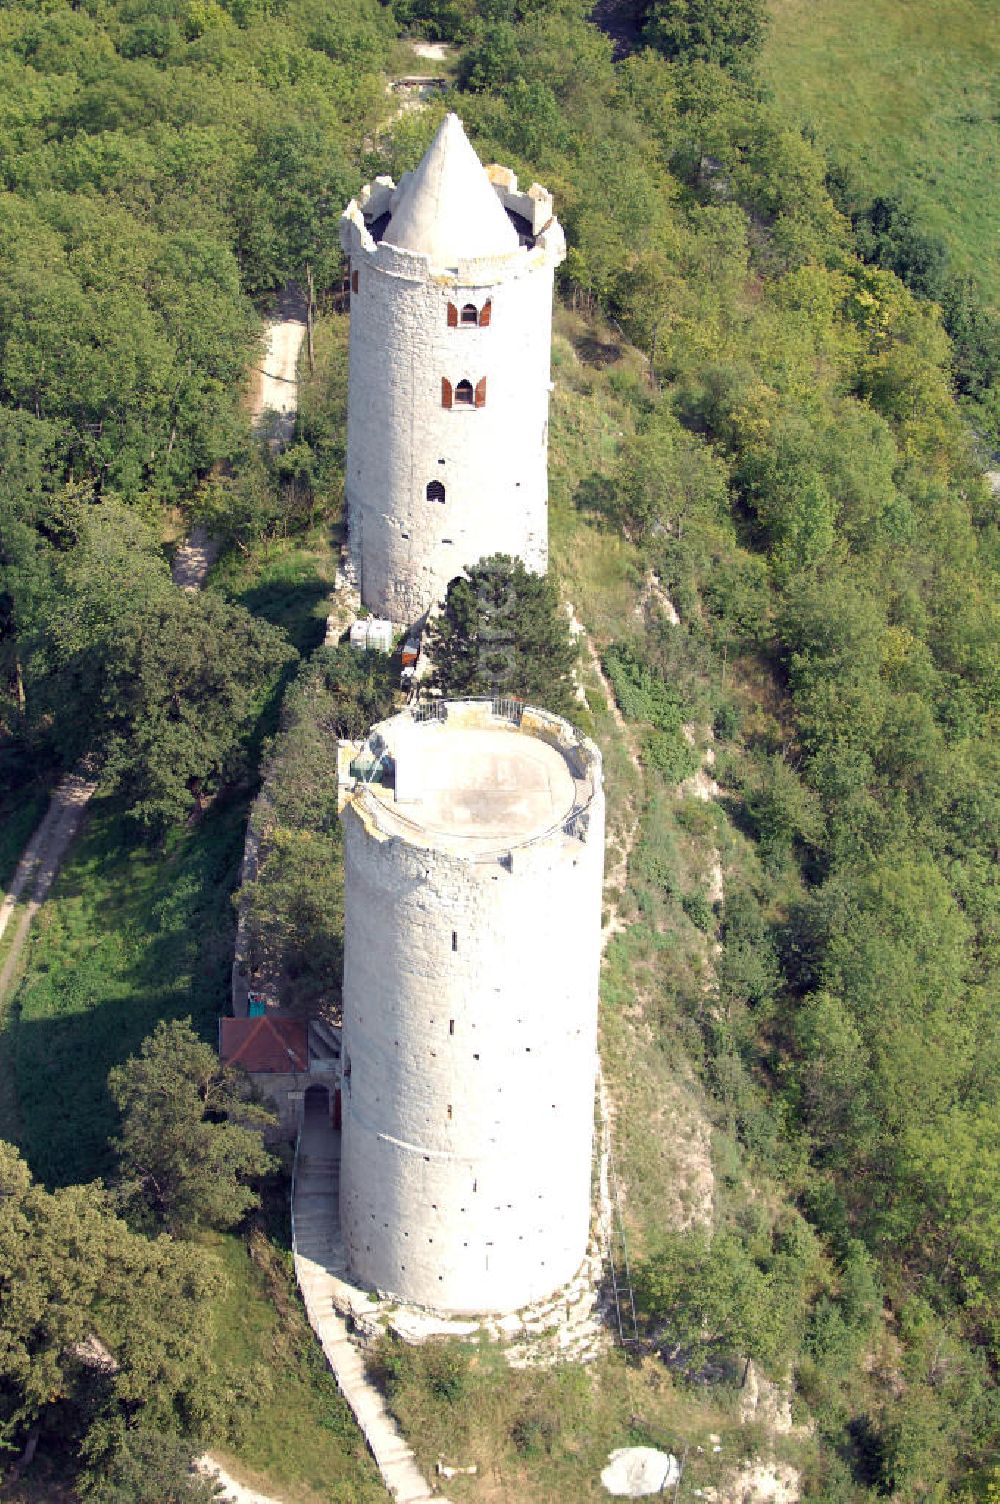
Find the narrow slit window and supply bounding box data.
[451,931,458,951]
[351,269,359,295]
[426,480,445,504]
[449,1019,455,1036]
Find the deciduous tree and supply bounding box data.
[109,1019,276,1235]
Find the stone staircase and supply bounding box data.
[292,1124,450,1504]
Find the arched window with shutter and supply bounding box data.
[455,378,474,406]
[460,303,478,326]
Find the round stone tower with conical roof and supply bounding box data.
[340,115,566,624]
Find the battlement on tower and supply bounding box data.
[340,165,565,287]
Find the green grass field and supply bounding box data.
[7,792,247,1185]
[763,0,1000,305]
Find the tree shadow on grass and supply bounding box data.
[237,570,330,658]
[574,472,620,531]
[573,334,623,368]
[9,791,248,1189]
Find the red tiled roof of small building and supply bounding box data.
[219,1015,309,1073]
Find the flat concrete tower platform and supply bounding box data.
[375,723,576,847]
[339,700,597,859]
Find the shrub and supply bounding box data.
[682,888,715,932]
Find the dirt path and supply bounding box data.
[0,770,100,1005]
[568,603,642,952]
[411,41,450,61]
[195,1457,286,1504]
[250,284,308,448]
[172,524,220,591]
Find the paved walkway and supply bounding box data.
[292,1105,448,1504]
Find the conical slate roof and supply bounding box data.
[384,113,518,265]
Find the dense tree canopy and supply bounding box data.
[5,498,295,830]
[243,644,396,1013]
[0,1142,217,1474]
[427,554,578,715]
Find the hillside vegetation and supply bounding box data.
[762,0,1000,308]
[0,0,998,1500]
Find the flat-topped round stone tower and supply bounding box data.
[340,115,566,625]
[336,700,604,1315]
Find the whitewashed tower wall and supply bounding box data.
[340,118,566,624]
[338,705,604,1315]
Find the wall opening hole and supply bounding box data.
[447,1104,453,1120]
[426,479,445,504]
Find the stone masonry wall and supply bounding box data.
[339,746,605,1315]
[341,196,564,625]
